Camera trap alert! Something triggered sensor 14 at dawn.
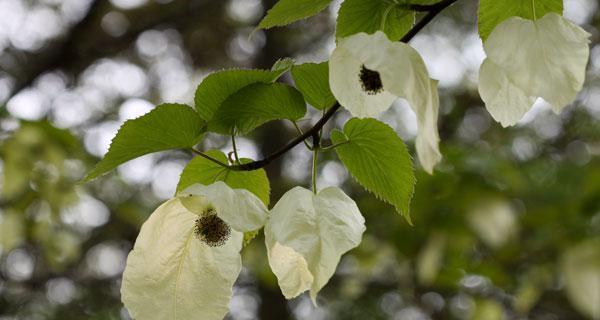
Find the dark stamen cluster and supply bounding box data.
[194,209,231,247]
[359,65,384,95]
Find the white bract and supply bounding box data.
[265,186,366,304]
[329,31,441,173]
[121,181,268,320]
[478,13,590,127]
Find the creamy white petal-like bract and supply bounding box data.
[121,198,243,320]
[413,79,442,174]
[179,181,269,232]
[478,59,536,127]
[479,13,590,127]
[329,31,441,173]
[265,186,366,304]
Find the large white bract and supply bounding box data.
[265,186,366,304]
[121,182,268,320]
[329,31,441,173]
[478,13,590,127]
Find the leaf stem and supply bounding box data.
[190,148,230,168]
[312,134,320,194]
[292,120,314,150]
[319,140,350,151]
[231,130,241,164]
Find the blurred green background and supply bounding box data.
[0,0,599,319]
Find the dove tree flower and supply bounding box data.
[120,181,268,320]
[265,186,366,304]
[71,0,598,318]
[329,31,442,173]
[478,13,590,127]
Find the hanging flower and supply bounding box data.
[329,31,442,173]
[265,186,366,304]
[120,181,268,320]
[478,13,590,127]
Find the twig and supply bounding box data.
[205,0,460,172]
[292,120,314,150]
[190,148,230,168]
[401,0,458,42]
[231,130,241,164]
[229,102,340,171]
[404,0,458,12]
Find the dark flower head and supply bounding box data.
[194,208,231,247]
[359,65,383,95]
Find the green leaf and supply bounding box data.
[208,83,307,135]
[84,104,204,182]
[336,0,415,41]
[331,118,415,222]
[177,150,270,206]
[194,67,289,122]
[478,0,563,40]
[291,62,336,110]
[258,0,333,29]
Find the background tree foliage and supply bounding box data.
[0,0,599,319]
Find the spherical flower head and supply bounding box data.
[359,65,384,95]
[329,31,442,173]
[194,208,231,247]
[179,181,269,233]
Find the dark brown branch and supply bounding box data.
[229,103,341,171]
[402,0,458,42]
[190,148,230,168]
[405,0,459,12]
[227,0,459,172]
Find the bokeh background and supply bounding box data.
[0,0,599,319]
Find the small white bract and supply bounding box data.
[329,31,441,173]
[478,13,590,127]
[265,186,366,304]
[121,181,268,320]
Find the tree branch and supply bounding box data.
[222,0,459,171]
[229,0,458,171]
[226,0,459,172]
[405,0,459,12]
[229,102,341,171]
[190,148,230,168]
[402,0,458,42]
